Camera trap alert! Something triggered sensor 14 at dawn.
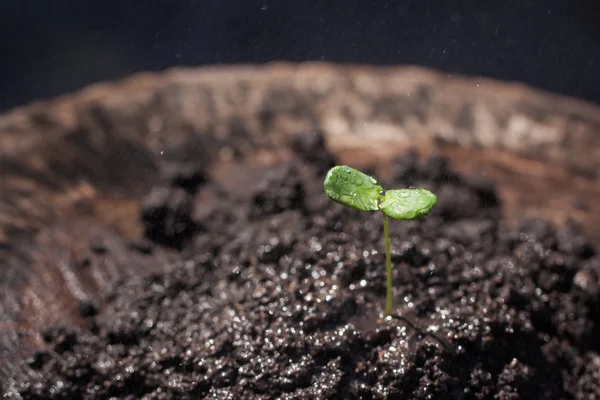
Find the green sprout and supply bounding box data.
[323,165,437,316]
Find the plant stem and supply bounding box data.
[383,212,392,316]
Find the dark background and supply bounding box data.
[1,0,599,112]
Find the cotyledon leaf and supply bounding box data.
[379,188,438,220]
[323,165,383,211]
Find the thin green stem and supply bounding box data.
[383,212,392,316]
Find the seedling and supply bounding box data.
[324,165,437,316]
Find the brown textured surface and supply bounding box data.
[1,62,599,384]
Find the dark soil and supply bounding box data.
[8,131,600,399]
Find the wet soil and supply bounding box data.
[8,131,600,399]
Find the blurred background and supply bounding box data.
[1,0,599,112]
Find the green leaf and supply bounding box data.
[379,188,437,220]
[324,165,384,211]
